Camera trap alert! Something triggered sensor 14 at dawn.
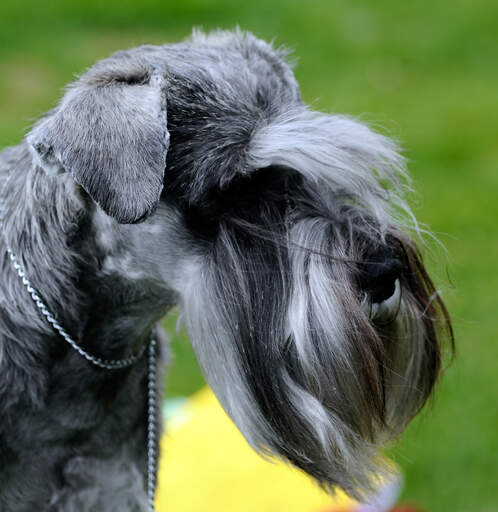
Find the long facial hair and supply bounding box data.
[179,115,453,499]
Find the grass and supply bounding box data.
[0,1,497,509]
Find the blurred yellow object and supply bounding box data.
[156,386,358,512]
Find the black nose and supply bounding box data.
[357,257,403,303]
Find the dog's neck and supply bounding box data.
[0,143,171,404]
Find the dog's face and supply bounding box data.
[26,30,452,498]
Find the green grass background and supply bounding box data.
[0,1,496,510]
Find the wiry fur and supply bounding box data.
[0,29,452,510]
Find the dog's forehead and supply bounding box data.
[170,30,299,95]
[143,32,302,205]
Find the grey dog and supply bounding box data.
[0,29,452,510]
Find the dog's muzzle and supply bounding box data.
[179,166,452,499]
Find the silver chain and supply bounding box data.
[147,337,158,512]
[0,170,158,512]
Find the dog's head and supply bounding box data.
[26,30,452,498]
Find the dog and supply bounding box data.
[0,29,452,511]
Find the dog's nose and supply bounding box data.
[357,257,403,304]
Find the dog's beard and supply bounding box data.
[180,183,451,499]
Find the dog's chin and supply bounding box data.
[180,212,451,499]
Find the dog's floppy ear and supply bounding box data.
[27,65,169,224]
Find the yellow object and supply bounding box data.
[156,387,358,512]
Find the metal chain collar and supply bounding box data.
[0,170,159,512]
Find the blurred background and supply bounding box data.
[1,1,496,510]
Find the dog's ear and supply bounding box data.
[27,67,169,224]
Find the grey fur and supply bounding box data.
[28,68,169,224]
[0,29,452,510]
